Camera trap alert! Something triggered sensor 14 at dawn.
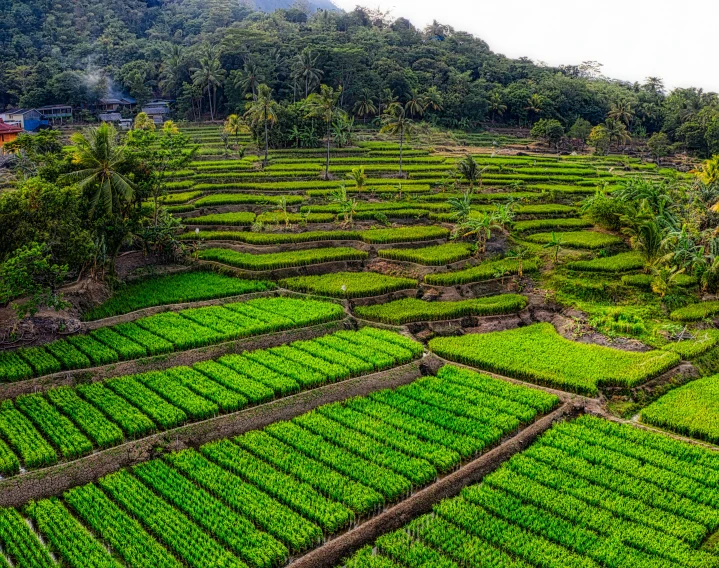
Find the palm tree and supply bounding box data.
[405,90,426,118]
[346,166,367,193]
[423,86,444,113]
[456,154,491,190]
[604,118,631,152]
[159,45,185,98]
[293,49,323,98]
[488,92,507,123]
[525,93,544,125]
[191,45,226,121]
[608,101,634,128]
[352,90,377,123]
[305,84,342,179]
[234,60,264,101]
[620,202,664,266]
[380,103,418,178]
[224,114,244,149]
[244,84,279,166]
[447,189,473,222]
[378,88,398,118]
[60,123,135,217]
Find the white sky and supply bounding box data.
[332,0,717,92]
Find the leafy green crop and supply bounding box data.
[280,271,417,298]
[378,243,474,265]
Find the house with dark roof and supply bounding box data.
[96,97,136,113]
[37,104,74,125]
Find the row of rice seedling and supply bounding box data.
[198,247,367,271]
[378,243,474,265]
[670,300,719,322]
[0,363,556,566]
[185,212,256,225]
[340,414,719,568]
[83,272,273,321]
[0,297,345,382]
[512,217,593,233]
[193,194,305,206]
[280,272,418,299]
[659,329,719,359]
[194,179,432,192]
[428,322,680,395]
[271,156,448,165]
[255,212,336,224]
[185,226,450,245]
[641,373,719,443]
[622,273,697,289]
[306,185,432,196]
[424,258,538,286]
[0,328,423,477]
[524,230,624,249]
[419,191,543,202]
[565,251,645,273]
[354,294,528,324]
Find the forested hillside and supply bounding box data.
[2,0,719,155]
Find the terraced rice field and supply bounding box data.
[3,125,715,568]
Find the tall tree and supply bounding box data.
[191,44,226,121]
[234,60,264,101]
[305,84,342,179]
[353,89,377,123]
[380,103,419,178]
[244,84,279,166]
[293,49,323,98]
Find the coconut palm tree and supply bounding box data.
[380,103,418,178]
[405,90,426,118]
[525,93,544,125]
[293,49,323,98]
[244,84,279,166]
[159,44,185,98]
[305,84,342,179]
[234,60,264,101]
[488,91,507,123]
[604,118,631,152]
[352,90,377,123]
[378,88,398,118]
[191,45,226,121]
[422,86,444,113]
[60,123,135,217]
[455,213,499,256]
[608,101,634,128]
[224,114,244,149]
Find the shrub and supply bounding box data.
[280,271,418,298]
[429,323,680,394]
[354,294,527,324]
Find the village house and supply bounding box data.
[141,100,172,124]
[0,119,23,149]
[36,104,74,125]
[0,109,47,131]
